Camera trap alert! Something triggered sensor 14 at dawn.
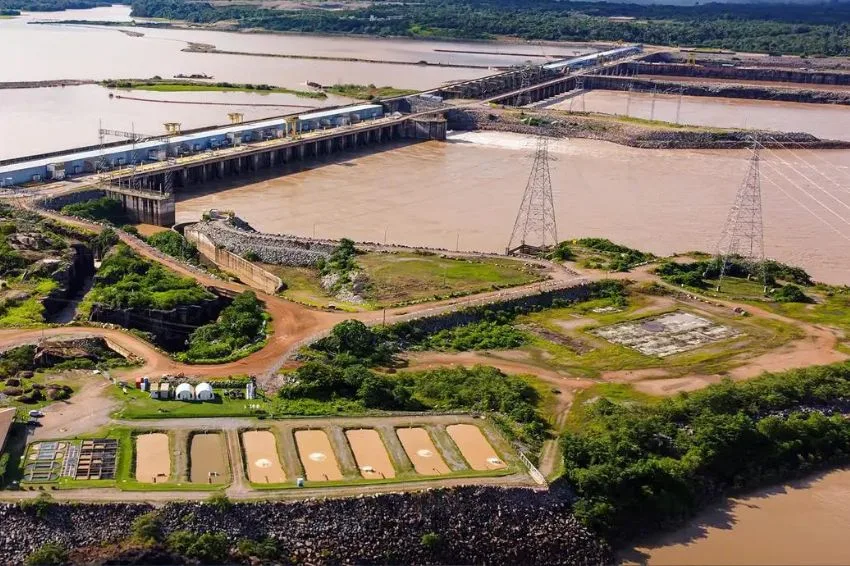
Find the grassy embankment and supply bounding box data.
[101,79,327,99]
[264,250,543,310]
[324,83,418,100]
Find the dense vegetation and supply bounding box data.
[145,230,199,264]
[656,256,813,301]
[177,291,268,363]
[562,363,850,541]
[419,318,527,351]
[0,0,108,11]
[325,83,418,101]
[281,362,547,451]
[61,197,129,226]
[129,0,850,56]
[87,244,213,310]
[574,238,654,272]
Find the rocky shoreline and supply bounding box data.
[0,487,611,565]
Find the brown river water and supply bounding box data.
[628,468,850,565]
[556,90,850,141]
[177,131,850,284]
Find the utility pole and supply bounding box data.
[714,139,765,292]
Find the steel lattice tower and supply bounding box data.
[506,136,558,255]
[715,142,765,291]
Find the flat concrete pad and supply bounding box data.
[592,311,739,357]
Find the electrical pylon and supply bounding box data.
[714,141,765,291]
[506,135,558,255]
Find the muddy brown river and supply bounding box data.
[629,468,850,565]
[177,131,850,284]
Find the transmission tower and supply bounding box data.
[714,141,765,291]
[506,136,558,255]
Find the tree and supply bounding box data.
[331,319,375,358]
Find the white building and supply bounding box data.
[175,383,195,401]
[195,382,214,401]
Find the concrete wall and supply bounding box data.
[104,188,176,226]
[185,227,282,295]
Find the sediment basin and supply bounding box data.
[242,430,286,484]
[294,429,343,481]
[135,433,170,483]
[189,433,227,484]
[396,427,450,475]
[446,424,506,471]
[345,429,396,479]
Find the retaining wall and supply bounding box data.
[185,227,282,295]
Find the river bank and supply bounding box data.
[0,486,610,565]
[626,467,850,565]
[448,107,850,150]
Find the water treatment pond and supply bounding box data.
[345,429,395,479]
[446,424,506,471]
[189,433,227,484]
[242,430,286,484]
[396,427,450,475]
[294,429,343,481]
[134,433,170,483]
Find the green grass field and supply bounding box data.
[325,84,418,100]
[103,80,325,99]
[517,293,803,379]
[565,383,659,431]
[360,252,543,307]
[111,387,270,419]
[267,252,542,310]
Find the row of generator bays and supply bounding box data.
[0,104,384,185]
[25,439,117,482]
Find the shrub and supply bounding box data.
[242,250,260,262]
[19,492,53,519]
[147,230,199,263]
[773,284,811,303]
[420,532,443,551]
[177,291,267,363]
[132,512,162,545]
[62,197,128,225]
[237,537,279,560]
[24,542,67,566]
[207,491,232,511]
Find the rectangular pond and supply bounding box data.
[396,427,450,475]
[294,429,343,481]
[345,428,395,479]
[446,424,506,471]
[189,433,227,484]
[242,430,286,484]
[135,433,171,483]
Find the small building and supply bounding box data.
[245,381,255,400]
[195,382,214,401]
[175,383,194,401]
[151,381,171,400]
